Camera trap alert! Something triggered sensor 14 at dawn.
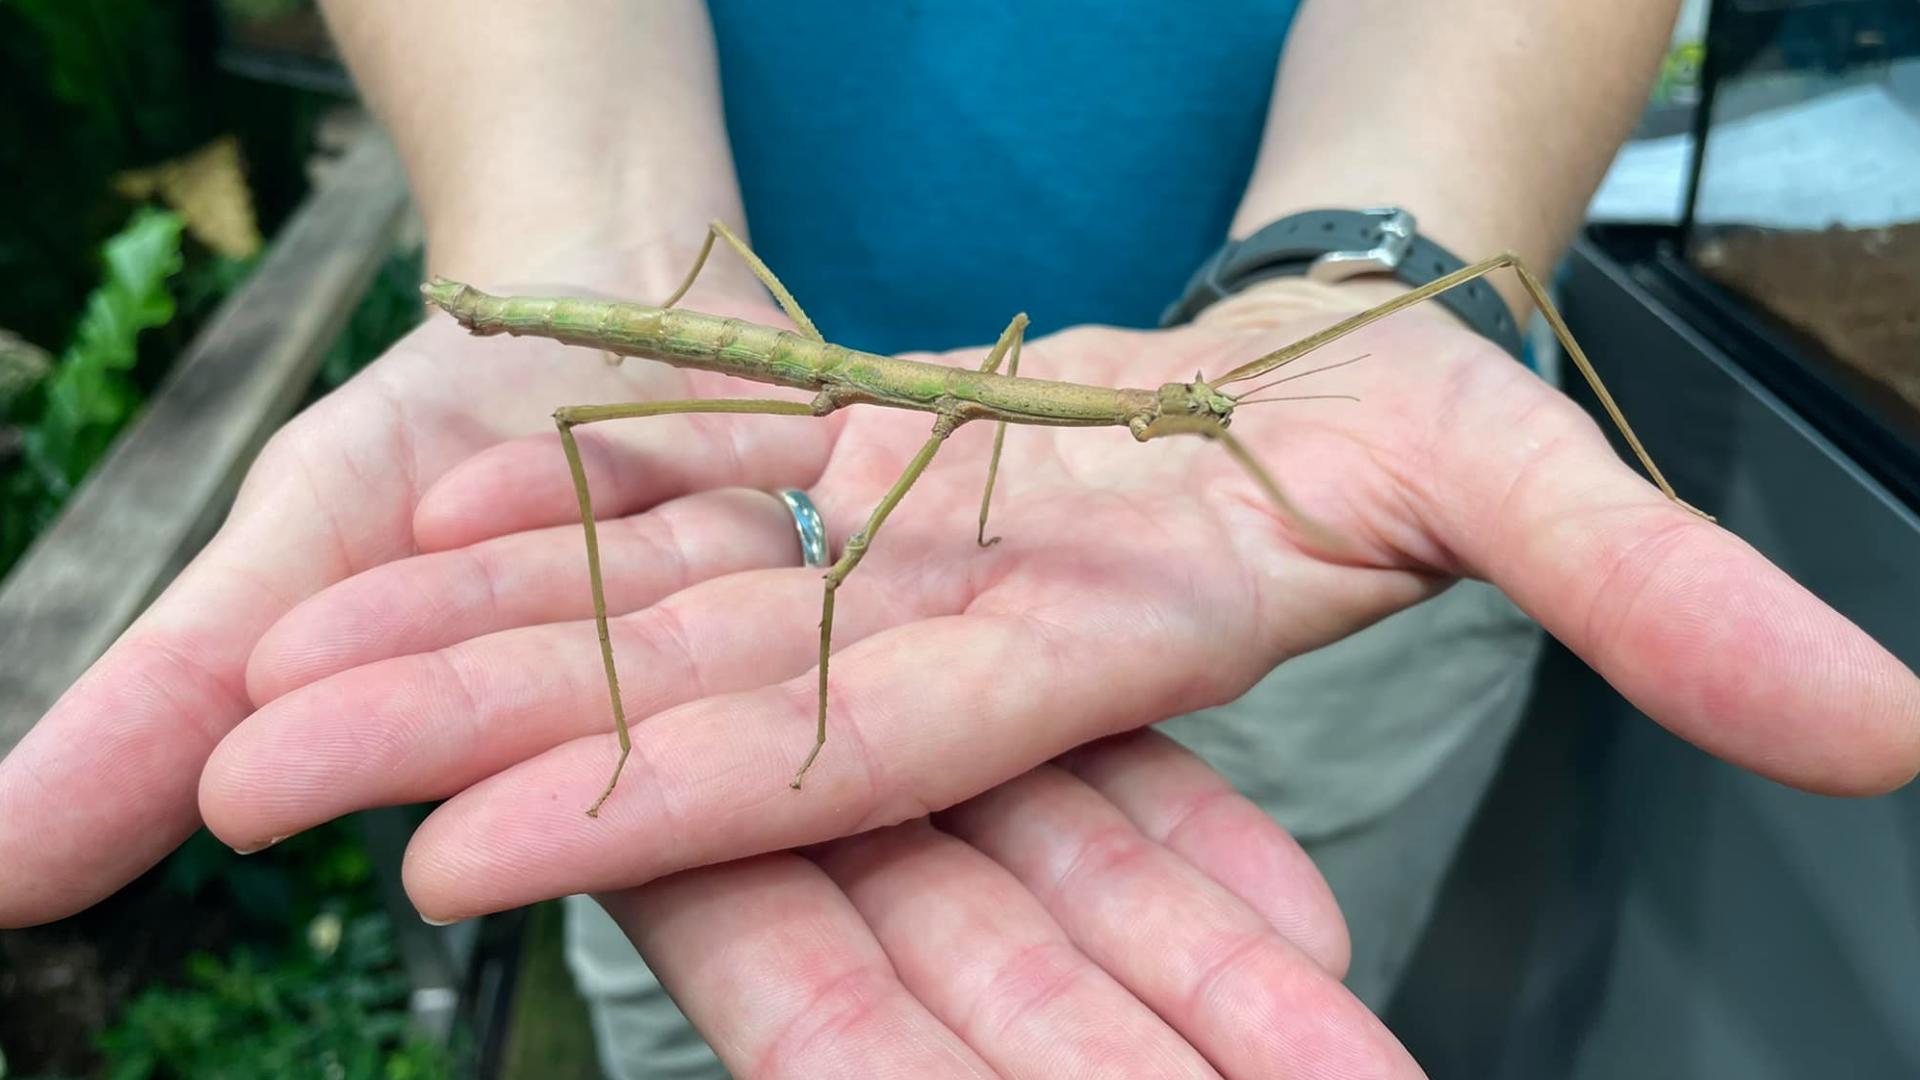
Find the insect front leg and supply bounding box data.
[1136,414,1346,555]
[1205,252,1710,520]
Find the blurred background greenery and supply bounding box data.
[0,2,433,1076]
[0,0,422,579]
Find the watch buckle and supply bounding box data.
[1307,207,1416,284]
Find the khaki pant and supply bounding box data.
[566,580,1541,1078]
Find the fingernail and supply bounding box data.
[231,835,289,856]
[421,913,463,927]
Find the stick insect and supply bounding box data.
[422,221,1708,817]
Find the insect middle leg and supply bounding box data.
[973,312,1028,547]
[554,396,827,817]
[797,413,961,789]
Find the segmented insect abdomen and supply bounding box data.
[426,282,835,391]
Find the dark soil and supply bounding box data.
[1693,223,1920,419]
[0,864,238,1076]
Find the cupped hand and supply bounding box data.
[0,255,807,927]
[195,276,1918,922]
[604,730,1424,1078]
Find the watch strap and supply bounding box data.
[1159,208,1526,362]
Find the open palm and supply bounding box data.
[2,276,1911,1076]
[192,287,1916,914]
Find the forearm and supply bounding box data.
[1233,0,1678,312]
[319,0,755,298]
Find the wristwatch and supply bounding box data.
[1159,207,1526,362]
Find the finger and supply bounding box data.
[392,596,1259,918]
[247,487,801,701]
[1057,731,1349,977]
[602,854,995,1078]
[413,406,837,551]
[814,821,1220,1078]
[202,566,924,849]
[942,767,1422,1079]
[1424,374,1920,795]
[0,396,424,926]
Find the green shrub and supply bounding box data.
[96,911,452,1080]
[0,207,184,574]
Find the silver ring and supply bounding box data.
[775,489,830,568]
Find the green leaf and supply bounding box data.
[72,206,183,375]
[23,207,181,487]
[0,205,182,577]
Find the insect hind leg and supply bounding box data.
[798,414,958,789]
[553,396,822,816]
[973,312,1028,547]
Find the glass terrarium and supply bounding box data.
[1679,0,1920,467]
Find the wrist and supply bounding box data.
[1191,274,1458,335]
[326,0,753,304]
[1170,210,1509,354]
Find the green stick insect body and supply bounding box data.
[423,221,1705,816]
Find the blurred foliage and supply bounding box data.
[319,247,427,391]
[0,4,446,1077]
[161,823,375,929]
[8,0,207,161]
[0,0,327,351]
[96,913,452,1080]
[1654,41,1706,104]
[0,0,337,574]
[91,820,451,1080]
[0,208,186,575]
[1,0,212,350]
[217,0,310,21]
[0,332,53,407]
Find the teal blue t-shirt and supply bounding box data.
[705,2,1302,354]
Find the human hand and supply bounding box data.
[189,274,1918,923]
[604,730,1425,1078]
[0,250,807,926]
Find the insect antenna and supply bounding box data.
[1233,392,1361,407]
[1227,354,1369,401]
